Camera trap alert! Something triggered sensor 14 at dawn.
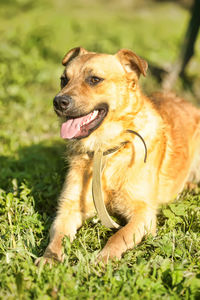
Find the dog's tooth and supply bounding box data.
[93,110,98,118]
[90,111,97,121]
[80,110,98,128]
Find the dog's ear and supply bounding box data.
[62,47,88,66]
[116,49,148,78]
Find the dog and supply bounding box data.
[36,47,200,264]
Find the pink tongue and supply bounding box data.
[60,113,91,139]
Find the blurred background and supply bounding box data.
[0,3,200,297]
[0,0,200,151]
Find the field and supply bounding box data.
[0,0,200,299]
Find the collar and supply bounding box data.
[92,129,147,229]
[87,141,129,158]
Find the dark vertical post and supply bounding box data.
[162,0,200,90]
[180,0,200,73]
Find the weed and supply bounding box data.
[0,0,200,299]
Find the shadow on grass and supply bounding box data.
[0,140,67,216]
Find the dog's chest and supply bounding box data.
[99,146,160,214]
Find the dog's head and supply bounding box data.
[53,47,148,148]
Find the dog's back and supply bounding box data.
[150,92,200,199]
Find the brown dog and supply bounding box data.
[36,47,200,264]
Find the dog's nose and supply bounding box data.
[53,94,72,111]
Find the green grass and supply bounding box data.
[0,0,200,299]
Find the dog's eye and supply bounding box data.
[86,76,104,86]
[60,76,69,88]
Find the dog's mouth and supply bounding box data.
[60,104,108,139]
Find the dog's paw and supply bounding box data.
[185,181,198,191]
[35,248,63,267]
[35,254,64,267]
[35,256,56,267]
[97,246,122,264]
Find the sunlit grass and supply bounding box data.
[0,0,200,298]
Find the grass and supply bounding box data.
[0,0,200,298]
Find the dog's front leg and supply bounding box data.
[36,156,94,265]
[98,202,157,263]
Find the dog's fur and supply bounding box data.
[37,47,200,264]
